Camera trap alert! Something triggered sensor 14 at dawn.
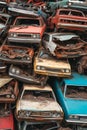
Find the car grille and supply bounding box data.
[17,33,32,38]
[79,116,87,121]
[31,112,51,117]
[44,67,67,73]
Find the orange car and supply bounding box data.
[8,16,46,46]
[48,8,87,32]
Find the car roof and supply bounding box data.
[0,13,11,18]
[23,84,53,91]
[63,72,87,86]
[58,8,83,14]
[16,16,41,19]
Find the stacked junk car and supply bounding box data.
[0,0,87,130]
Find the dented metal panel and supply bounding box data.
[0,45,34,64]
[16,84,63,122]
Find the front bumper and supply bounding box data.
[8,37,41,44]
[0,56,32,65]
[16,115,63,122]
[0,98,16,103]
[35,69,71,77]
[66,119,87,124]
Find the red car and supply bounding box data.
[0,103,14,130]
[8,16,46,46]
[48,8,87,32]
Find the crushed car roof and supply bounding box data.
[0,77,13,88]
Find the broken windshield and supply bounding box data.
[66,85,87,99]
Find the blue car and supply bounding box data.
[51,72,87,124]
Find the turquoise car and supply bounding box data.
[51,72,87,124]
[46,0,87,13]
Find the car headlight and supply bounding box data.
[52,112,61,117]
[40,66,45,70]
[27,57,30,60]
[68,2,72,6]
[32,34,37,38]
[11,94,15,99]
[15,69,20,74]
[61,69,65,72]
[69,115,79,119]
[13,33,17,37]
[65,69,70,73]
[18,111,25,116]
[9,33,17,37]
[36,34,40,38]
[32,34,40,38]
[9,33,14,37]
[36,66,41,70]
[11,68,16,73]
[25,111,31,117]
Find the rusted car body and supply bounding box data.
[0,13,11,39]
[0,7,7,13]
[27,0,45,6]
[63,0,87,13]
[0,76,19,103]
[18,121,59,130]
[0,103,14,130]
[16,84,63,122]
[0,45,34,65]
[9,64,48,86]
[77,56,87,74]
[8,16,46,45]
[43,32,87,59]
[47,8,87,31]
[34,48,71,77]
[8,3,39,16]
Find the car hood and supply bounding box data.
[0,24,5,29]
[64,98,87,115]
[9,26,42,33]
[0,78,13,88]
[36,58,70,69]
[53,34,78,41]
[0,113,12,129]
[18,100,62,112]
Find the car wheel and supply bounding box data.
[78,65,84,74]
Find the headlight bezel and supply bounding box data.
[9,33,17,37]
[69,115,79,119]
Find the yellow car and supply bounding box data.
[34,48,71,77]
